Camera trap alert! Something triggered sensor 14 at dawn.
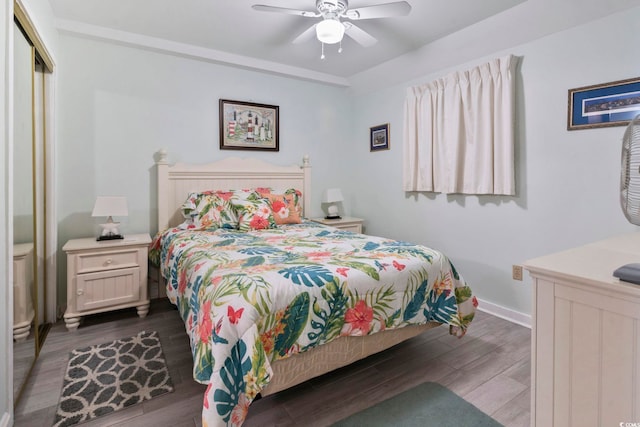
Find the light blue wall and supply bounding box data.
[55,35,354,307]
[53,5,640,320]
[348,7,640,316]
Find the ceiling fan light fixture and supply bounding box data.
[315,19,344,44]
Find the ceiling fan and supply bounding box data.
[252,1,411,57]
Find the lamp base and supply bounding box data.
[97,234,124,241]
[324,215,342,220]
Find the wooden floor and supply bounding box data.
[14,299,531,427]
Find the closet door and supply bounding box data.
[12,1,55,406]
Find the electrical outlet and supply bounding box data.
[512,265,523,281]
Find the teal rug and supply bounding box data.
[332,382,504,427]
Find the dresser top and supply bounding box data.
[524,231,640,293]
[13,242,34,257]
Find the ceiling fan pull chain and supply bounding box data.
[321,42,326,59]
[338,40,343,54]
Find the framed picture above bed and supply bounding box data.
[370,123,389,151]
[568,77,640,130]
[219,99,279,151]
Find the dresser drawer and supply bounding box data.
[76,248,141,273]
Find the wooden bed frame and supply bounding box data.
[154,150,439,396]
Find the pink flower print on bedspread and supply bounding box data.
[199,300,213,344]
[341,299,374,336]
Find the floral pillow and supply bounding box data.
[180,191,237,230]
[233,197,277,232]
[255,188,303,224]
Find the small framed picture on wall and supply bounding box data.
[370,123,389,152]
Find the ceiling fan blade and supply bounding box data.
[343,22,377,47]
[343,1,411,20]
[252,4,320,18]
[292,24,317,44]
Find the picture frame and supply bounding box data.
[568,77,640,130]
[219,99,279,151]
[370,123,390,151]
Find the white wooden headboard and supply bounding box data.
[156,150,311,231]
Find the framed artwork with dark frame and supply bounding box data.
[568,77,640,130]
[370,123,389,151]
[219,99,279,151]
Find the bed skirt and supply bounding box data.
[261,322,441,396]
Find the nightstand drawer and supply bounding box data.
[76,249,141,273]
[76,267,141,311]
[310,217,364,234]
[339,224,362,233]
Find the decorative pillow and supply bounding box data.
[235,198,277,232]
[228,189,259,204]
[180,191,237,230]
[265,193,302,224]
[255,188,303,224]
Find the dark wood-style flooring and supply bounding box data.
[14,299,531,427]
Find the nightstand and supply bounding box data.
[310,216,364,233]
[62,233,151,331]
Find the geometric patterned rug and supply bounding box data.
[52,331,174,427]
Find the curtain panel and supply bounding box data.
[403,55,517,195]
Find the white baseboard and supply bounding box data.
[0,412,11,427]
[476,298,531,329]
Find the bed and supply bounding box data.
[150,151,477,426]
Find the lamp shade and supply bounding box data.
[316,19,345,44]
[322,188,344,204]
[91,196,128,218]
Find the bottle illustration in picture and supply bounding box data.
[259,116,266,141]
[228,110,237,137]
[246,111,254,142]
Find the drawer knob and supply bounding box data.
[105,258,113,265]
[77,289,84,295]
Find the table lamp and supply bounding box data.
[92,196,128,241]
[322,188,344,219]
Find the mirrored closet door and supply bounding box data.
[13,2,54,405]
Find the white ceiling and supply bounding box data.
[47,0,527,79]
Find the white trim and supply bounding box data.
[477,298,531,328]
[44,70,56,323]
[3,0,15,418]
[55,19,350,88]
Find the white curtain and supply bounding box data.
[403,55,517,195]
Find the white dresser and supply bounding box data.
[524,232,640,427]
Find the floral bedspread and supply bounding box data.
[150,221,477,427]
